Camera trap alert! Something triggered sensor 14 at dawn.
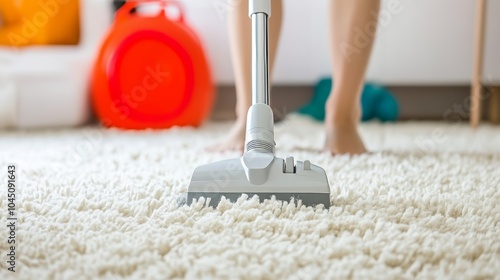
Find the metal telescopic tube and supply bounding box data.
[251,13,270,106]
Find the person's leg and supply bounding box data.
[325,0,380,154]
[209,0,282,151]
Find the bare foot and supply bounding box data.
[207,120,246,152]
[324,124,367,155]
[324,99,367,155]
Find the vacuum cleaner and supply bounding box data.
[187,0,331,208]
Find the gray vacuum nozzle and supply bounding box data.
[187,156,331,209]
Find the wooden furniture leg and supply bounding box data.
[471,0,487,127]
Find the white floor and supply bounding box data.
[0,115,499,279]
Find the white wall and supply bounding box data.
[181,0,499,85]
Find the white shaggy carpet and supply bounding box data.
[0,115,499,279]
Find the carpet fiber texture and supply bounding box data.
[0,115,499,279]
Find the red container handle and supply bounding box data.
[115,0,184,24]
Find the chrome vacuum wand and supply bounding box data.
[250,0,271,106]
[242,0,275,185]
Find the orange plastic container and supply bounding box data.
[0,0,80,46]
[91,1,214,129]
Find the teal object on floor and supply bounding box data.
[298,78,399,122]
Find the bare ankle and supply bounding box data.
[325,109,359,130]
[325,98,361,129]
[234,116,247,128]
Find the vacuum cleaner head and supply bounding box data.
[187,154,331,208]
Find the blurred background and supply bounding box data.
[0,0,499,130]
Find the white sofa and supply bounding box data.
[0,0,112,129]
